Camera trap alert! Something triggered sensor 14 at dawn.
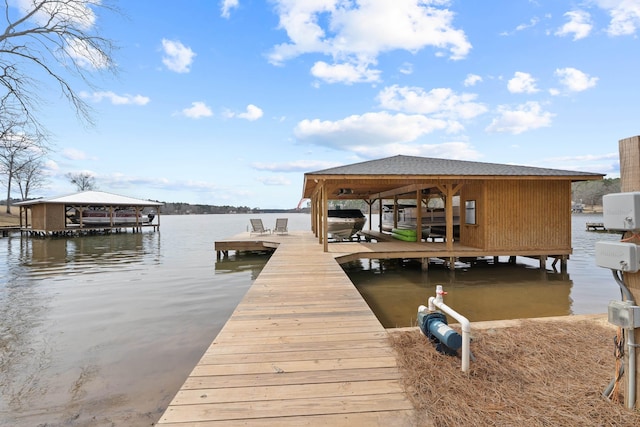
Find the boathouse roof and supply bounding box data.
[302,155,604,198]
[15,191,163,207]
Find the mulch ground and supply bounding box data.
[389,319,640,426]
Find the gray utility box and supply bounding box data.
[603,192,640,231]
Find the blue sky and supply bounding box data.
[27,0,640,208]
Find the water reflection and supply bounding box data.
[344,213,625,328]
[346,258,573,327]
[215,251,272,280]
[17,233,161,279]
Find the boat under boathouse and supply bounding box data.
[302,155,604,270]
[15,190,163,236]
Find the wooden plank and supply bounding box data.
[210,331,388,346]
[157,231,416,426]
[202,338,393,355]
[191,356,399,376]
[200,346,394,364]
[159,394,414,423]
[171,379,403,404]
[157,409,418,427]
[181,367,403,389]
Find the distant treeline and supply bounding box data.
[157,179,623,214]
[160,202,310,215]
[2,178,619,215]
[571,178,620,207]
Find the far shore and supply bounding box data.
[0,203,604,228]
[0,205,20,227]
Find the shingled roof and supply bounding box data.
[302,155,604,199]
[306,155,604,177]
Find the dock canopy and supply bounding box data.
[15,190,163,235]
[302,155,604,255]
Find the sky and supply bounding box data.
[16,0,640,209]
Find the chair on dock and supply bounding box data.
[250,218,271,235]
[274,218,288,235]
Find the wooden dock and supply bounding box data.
[157,231,417,426]
[586,222,607,232]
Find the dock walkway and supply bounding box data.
[157,231,417,426]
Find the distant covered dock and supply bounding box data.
[15,190,163,237]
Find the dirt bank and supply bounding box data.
[0,206,20,227]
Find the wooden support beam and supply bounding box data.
[619,135,640,409]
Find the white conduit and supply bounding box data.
[428,285,471,372]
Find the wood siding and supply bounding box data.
[32,204,65,231]
[461,180,571,251]
[460,182,485,248]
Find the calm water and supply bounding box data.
[0,212,622,426]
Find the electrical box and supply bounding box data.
[603,192,640,231]
[608,300,640,328]
[595,241,640,272]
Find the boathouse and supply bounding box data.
[302,155,604,268]
[15,190,163,236]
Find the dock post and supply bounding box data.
[539,255,547,269]
[618,135,640,408]
[421,257,429,271]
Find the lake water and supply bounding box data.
[0,212,622,426]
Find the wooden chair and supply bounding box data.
[274,218,288,235]
[249,218,270,235]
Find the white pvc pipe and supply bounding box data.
[427,285,471,372]
[629,329,636,409]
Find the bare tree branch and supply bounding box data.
[66,171,95,191]
[0,115,46,212]
[0,0,119,131]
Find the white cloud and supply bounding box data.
[45,159,59,172]
[180,101,213,119]
[257,175,291,186]
[80,91,150,105]
[225,104,264,121]
[16,0,96,30]
[499,17,541,36]
[311,61,381,84]
[399,62,414,75]
[238,104,264,121]
[595,0,640,36]
[463,74,482,87]
[555,10,592,40]
[65,38,110,70]
[161,39,196,73]
[294,111,449,150]
[347,141,482,160]
[555,67,598,92]
[221,0,239,18]
[252,160,340,172]
[515,17,540,32]
[377,85,487,123]
[507,72,539,94]
[268,1,471,84]
[62,148,89,161]
[486,101,554,134]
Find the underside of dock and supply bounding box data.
[157,231,417,426]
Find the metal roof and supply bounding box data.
[15,191,163,207]
[306,155,604,177]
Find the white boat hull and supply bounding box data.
[327,209,366,239]
[70,209,155,226]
